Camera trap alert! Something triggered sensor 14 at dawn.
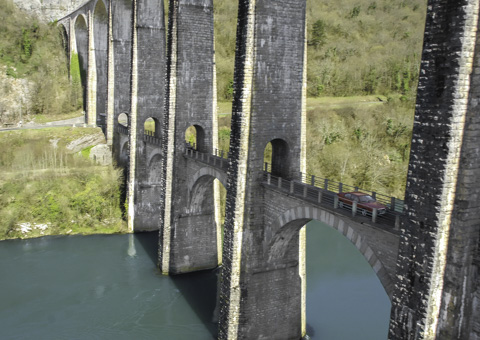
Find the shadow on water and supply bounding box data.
[133,231,219,337]
[171,268,220,338]
[134,231,159,266]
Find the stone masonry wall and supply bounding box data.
[219,0,307,338]
[159,0,218,274]
[388,0,480,338]
[131,0,166,231]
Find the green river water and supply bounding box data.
[0,221,390,339]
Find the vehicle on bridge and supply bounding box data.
[337,192,387,216]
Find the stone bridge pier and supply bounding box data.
[158,0,221,274]
[217,0,309,338]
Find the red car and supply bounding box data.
[337,192,387,216]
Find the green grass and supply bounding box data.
[32,110,83,124]
[0,127,126,240]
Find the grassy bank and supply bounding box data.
[0,127,126,240]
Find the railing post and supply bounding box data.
[334,195,339,209]
[311,175,315,186]
[395,214,400,230]
[278,177,282,189]
[324,179,329,190]
[303,185,307,198]
[220,158,223,168]
[267,173,271,185]
[372,208,377,223]
[372,192,376,199]
[339,182,343,193]
[290,181,294,194]
[391,197,396,212]
[195,151,198,159]
[265,162,268,172]
[318,190,322,203]
[352,201,357,216]
[221,150,224,158]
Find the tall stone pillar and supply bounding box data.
[106,0,115,145]
[126,0,166,232]
[110,0,133,164]
[218,0,307,338]
[87,10,97,126]
[389,0,480,339]
[159,0,217,274]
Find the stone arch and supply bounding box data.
[74,13,88,111]
[119,140,129,166]
[267,206,394,298]
[264,138,291,178]
[58,23,69,64]
[187,167,228,194]
[93,0,108,116]
[148,153,163,184]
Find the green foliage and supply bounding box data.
[0,0,82,118]
[81,145,94,159]
[309,20,327,49]
[0,128,126,239]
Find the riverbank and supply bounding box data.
[0,126,127,241]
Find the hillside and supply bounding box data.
[214,0,427,100]
[0,127,126,240]
[0,0,82,126]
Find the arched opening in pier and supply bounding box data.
[58,24,69,70]
[263,138,290,178]
[267,209,392,339]
[148,153,163,184]
[94,0,108,116]
[185,124,206,152]
[118,113,129,128]
[74,14,88,111]
[120,141,129,167]
[144,117,160,138]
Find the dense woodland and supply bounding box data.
[0,0,428,237]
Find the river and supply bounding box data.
[0,221,390,339]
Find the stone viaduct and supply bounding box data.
[58,0,480,339]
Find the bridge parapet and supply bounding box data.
[184,145,229,171]
[264,162,404,212]
[117,123,128,135]
[262,171,401,230]
[143,131,161,146]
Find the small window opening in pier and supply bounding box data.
[264,139,290,178]
[185,124,206,152]
[118,113,129,127]
[144,117,159,137]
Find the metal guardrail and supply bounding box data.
[263,162,404,213]
[262,172,401,228]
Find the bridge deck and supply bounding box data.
[184,147,402,232]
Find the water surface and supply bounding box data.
[0,221,390,339]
